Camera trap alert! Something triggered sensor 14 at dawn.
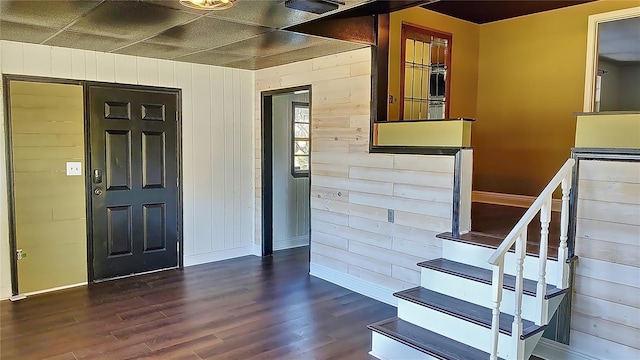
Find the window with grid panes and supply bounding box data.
[292,102,310,177]
[400,24,452,120]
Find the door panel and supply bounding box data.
[89,85,179,281]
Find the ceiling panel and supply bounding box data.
[0,0,102,29]
[146,15,271,50]
[0,21,60,43]
[226,40,370,70]
[114,41,200,59]
[68,1,200,42]
[211,30,326,57]
[203,0,320,28]
[44,30,133,53]
[173,49,254,66]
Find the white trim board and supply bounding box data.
[310,263,397,306]
[10,282,88,301]
[533,338,599,360]
[274,235,309,251]
[472,191,562,212]
[184,246,254,267]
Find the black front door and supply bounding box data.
[88,85,179,281]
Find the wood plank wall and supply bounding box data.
[573,159,640,358]
[255,48,456,303]
[0,40,256,299]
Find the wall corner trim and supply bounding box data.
[533,338,599,360]
[310,263,397,307]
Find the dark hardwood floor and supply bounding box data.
[467,202,561,259]
[0,247,395,360]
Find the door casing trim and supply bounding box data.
[260,85,312,258]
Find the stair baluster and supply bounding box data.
[489,261,504,360]
[558,177,572,289]
[536,199,551,325]
[512,233,526,359]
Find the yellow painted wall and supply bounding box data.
[388,8,480,121]
[10,81,87,293]
[575,113,640,148]
[473,1,639,196]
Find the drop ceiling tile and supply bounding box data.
[211,30,326,58]
[0,0,101,29]
[173,50,252,66]
[114,41,199,60]
[0,21,59,44]
[146,16,271,50]
[69,1,200,42]
[145,0,213,15]
[44,31,133,53]
[225,40,369,70]
[205,0,319,28]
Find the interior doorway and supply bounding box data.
[261,86,312,257]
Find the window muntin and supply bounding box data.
[292,102,310,177]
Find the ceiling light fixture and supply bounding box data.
[179,0,234,10]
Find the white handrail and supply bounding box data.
[488,158,575,360]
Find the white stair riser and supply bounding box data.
[371,332,438,360]
[398,299,527,359]
[442,240,561,287]
[420,268,557,324]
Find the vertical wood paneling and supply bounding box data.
[95,52,115,83]
[0,41,256,297]
[84,50,97,81]
[0,43,11,299]
[157,60,175,88]
[1,41,24,74]
[114,54,137,84]
[240,71,255,251]
[191,64,213,254]
[209,66,225,252]
[23,43,51,77]
[175,61,195,256]
[70,49,86,80]
[136,57,159,86]
[255,48,450,294]
[573,159,640,356]
[223,68,234,250]
[51,47,72,79]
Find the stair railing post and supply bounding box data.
[490,259,504,360]
[512,233,526,360]
[536,198,551,325]
[558,175,572,288]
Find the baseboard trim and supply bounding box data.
[274,235,309,251]
[533,338,599,360]
[310,263,397,307]
[8,282,88,301]
[185,246,253,267]
[472,191,562,212]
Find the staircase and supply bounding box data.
[369,159,576,360]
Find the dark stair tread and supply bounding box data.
[437,231,559,260]
[418,258,566,299]
[368,317,504,360]
[394,287,544,339]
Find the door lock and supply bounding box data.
[94,188,103,196]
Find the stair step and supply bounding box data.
[418,258,566,299]
[394,287,545,339]
[369,317,503,360]
[437,231,559,260]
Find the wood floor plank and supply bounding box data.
[1,247,393,360]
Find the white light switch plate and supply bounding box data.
[66,162,82,176]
